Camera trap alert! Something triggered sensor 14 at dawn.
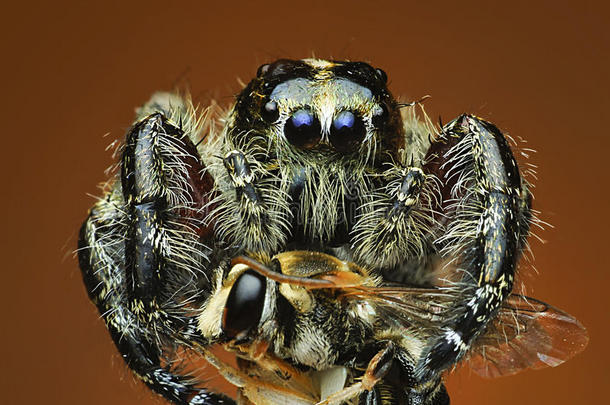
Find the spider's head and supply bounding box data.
[228,59,404,164]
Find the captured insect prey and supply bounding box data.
[77,59,588,404]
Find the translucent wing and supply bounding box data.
[467,294,589,378]
[342,286,455,332]
[343,288,588,378]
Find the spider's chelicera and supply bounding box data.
[78,59,587,405]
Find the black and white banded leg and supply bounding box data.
[79,112,233,404]
[416,114,532,380]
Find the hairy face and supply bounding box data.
[228,59,405,164]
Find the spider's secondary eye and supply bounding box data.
[262,100,279,123]
[372,103,388,129]
[257,63,270,77]
[329,111,366,153]
[284,108,321,149]
[375,68,388,84]
[222,270,266,340]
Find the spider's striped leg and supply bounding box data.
[415,114,532,380]
[78,112,233,404]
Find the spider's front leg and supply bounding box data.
[79,102,234,405]
[416,114,532,379]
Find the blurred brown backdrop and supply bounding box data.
[1,1,607,404]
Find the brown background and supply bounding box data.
[2,1,607,404]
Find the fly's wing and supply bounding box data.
[343,288,588,378]
[467,294,589,378]
[341,285,456,344]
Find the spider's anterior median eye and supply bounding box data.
[284,108,321,149]
[329,110,366,153]
[222,270,266,340]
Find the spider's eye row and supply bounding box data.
[222,270,266,340]
[284,108,322,149]
[330,111,366,153]
[283,109,367,153]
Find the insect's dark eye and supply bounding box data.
[222,270,266,340]
[284,108,321,149]
[262,100,279,123]
[329,111,366,153]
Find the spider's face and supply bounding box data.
[229,59,405,162]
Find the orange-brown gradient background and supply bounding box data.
[2,1,607,404]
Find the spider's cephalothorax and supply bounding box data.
[76,59,587,405]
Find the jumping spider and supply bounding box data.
[78,59,587,404]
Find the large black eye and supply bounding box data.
[284,108,321,149]
[222,270,266,340]
[329,111,366,153]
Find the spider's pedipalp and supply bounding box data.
[351,166,433,270]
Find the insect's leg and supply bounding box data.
[352,166,437,269]
[317,342,448,405]
[314,343,396,405]
[416,114,532,380]
[79,110,232,404]
[361,343,449,405]
[213,149,290,252]
[201,348,318,404]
